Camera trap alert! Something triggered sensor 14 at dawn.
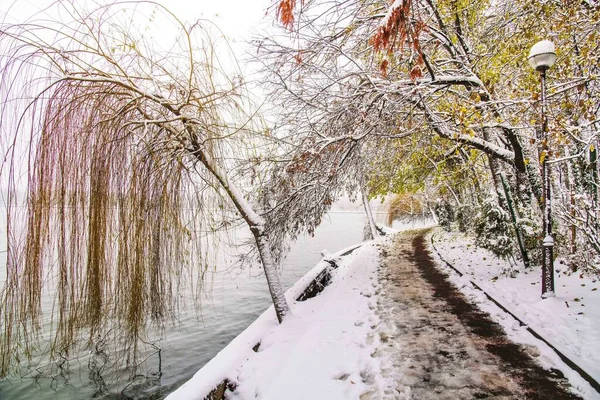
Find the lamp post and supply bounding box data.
[528,40,556,298]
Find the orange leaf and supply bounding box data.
[380,59,389,78]
[409,65,422,81]
[277,0,296,30]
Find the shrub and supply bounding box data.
[516,211,542,265]
[455,204,475,233]
[434,201,454,231]
[473,197,513,259]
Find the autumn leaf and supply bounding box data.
[277,0,296,30]
[380,59,389,78]
[409,65,422,81]
[372,0,412,53]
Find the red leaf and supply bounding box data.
[409,65,422,81]
[277,0,296,30]
[380,59,389,78]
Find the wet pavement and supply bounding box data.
[372,231,580,400]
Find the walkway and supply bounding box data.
[373,231,580,399]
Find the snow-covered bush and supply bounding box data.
[516,212,542,266]
[434,201,454,231]
[565,241,600,275]
[473,198,513,259]
[555,195,600,274]
[455,204,475,233]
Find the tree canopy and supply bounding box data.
[265,0,599,264]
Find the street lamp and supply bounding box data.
[528,40,556,298]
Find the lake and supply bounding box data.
[0,209,430,399]
[0,211,368,399]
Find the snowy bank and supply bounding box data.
[167,242,382,400]
[429,228,600,399]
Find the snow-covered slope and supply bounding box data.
[167,242,383,400]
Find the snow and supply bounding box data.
[429,228,600,399]
[427,75,484,87]
[168,225,600,400]
[379,0,403,30]
[528,40,557,69]
[166,242,382,400]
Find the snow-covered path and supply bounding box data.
[374,231,581,399]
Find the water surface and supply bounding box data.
[0,212,369,399]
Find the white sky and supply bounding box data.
[0,0,278,194]
[0,0,279,86]
[0,0,275,48]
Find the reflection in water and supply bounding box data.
[88,335,110,397]
[120,343,162,399]
[50,353,72,393]
[86,334,164,399]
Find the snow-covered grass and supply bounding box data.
[166,242,384,400]
[430,228,600,399]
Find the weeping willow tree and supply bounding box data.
[0,0,289,377]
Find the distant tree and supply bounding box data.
[0,0,290,377]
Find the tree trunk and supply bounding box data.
[591,142,599,220]
[482,127,503,204]
[500,173,530,268]
[191,143,291,323]
[251,226,290,323]
[361,186,379,239]
[564,146,577,254]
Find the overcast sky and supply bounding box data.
[0,0,278,194]
[0,0,275,47]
